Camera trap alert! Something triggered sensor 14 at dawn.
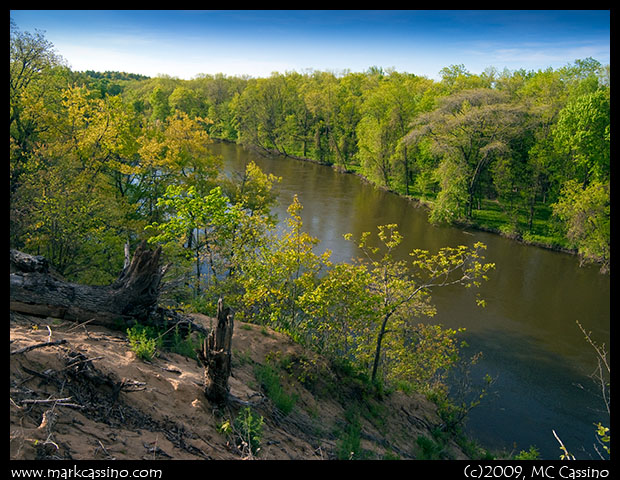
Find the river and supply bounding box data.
[211,141,610,460]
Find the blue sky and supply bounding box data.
[10,10,610,80]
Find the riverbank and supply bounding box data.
[215,139,581,259]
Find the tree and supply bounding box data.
[405,88,530,222]
[10,21,70,206]
[357,72,434,193]
[149,86,171,123]
[298,261,377,358]
[302,224,494,388]
[135,112,220,223]
[14,86,141,283]
[234,195,330,331]
[552,179,610,272]
[231,74,293,156]
[146,184,242,295]
[553,89,610,188]
[169,85,203,117]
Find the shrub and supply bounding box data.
[233,407,263,457]
[126,325,159,361]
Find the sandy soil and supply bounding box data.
[10,310,468,460]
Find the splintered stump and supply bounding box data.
[198,298,234,405]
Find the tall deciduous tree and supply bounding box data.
[553,89,610,188]
[406,89,530,222]
[552,180,610,272]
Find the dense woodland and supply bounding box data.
[10,23,609,416]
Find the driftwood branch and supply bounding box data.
[11,339,68,356]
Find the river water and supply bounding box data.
[211,141,610,460]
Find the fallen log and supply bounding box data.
[9,242,208,337]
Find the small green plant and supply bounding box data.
[127,325,159,361]
[595,423,610,457]
[217,419,232,435]
[254,363,298,415]
[514,445,540,460]
[168,324,204,360]
[233,407,263,457]
[336,406,365,460]
[416,435,444,460]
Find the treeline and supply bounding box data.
[116,61,609,271]
[10,22,610,280]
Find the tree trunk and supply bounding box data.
[11,242,157,325]
[10,241,163,324]
[10,242,210,338]
[371,312,391,384]
[198,298,234,404]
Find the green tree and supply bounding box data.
[298,261,377,357]
[553,89,610,188]
[235,195,331,332]
[169,85,203,117]
[406,88,530,222]
[16,86,141,282]
[149,85,171,123]
[10,21,71,209]
[136,112,220,223]
[146,184,242,295]
[357,72,434,192]
[351,225,494,384]
[552,179,610,272]
[231,73,293,155]
[301,224,494,388]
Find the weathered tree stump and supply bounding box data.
[198,298,234,405]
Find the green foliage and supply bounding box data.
[126,323,204,362]
[336,406,364,460]
[513,446,540,460]
[168,324,204,360]
[553,89,610,186]
[126,325,159,361]
[595,422,610,457]
[232,407,264,457]
[416,435,446,460]
[337,225,493,388]
[234,194,331,333]
[552,179,610,271]
[254,362,298,415]
[10,24,610,275]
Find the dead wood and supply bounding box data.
[11,339,68,356]
[198,298,234,405]
[9,242,209,338]
[10,241,163,325]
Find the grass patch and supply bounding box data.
[336,406,364,460]
[127,323,205,362]
[167,324,204,360]
[254,363,298,415]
